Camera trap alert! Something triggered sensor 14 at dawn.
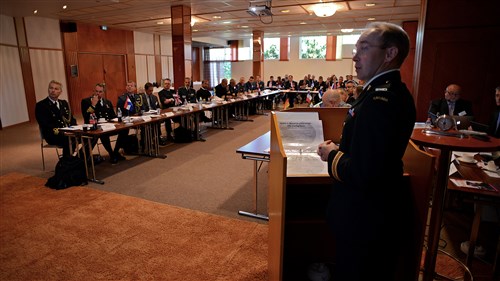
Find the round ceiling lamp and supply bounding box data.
[313,2,337,17]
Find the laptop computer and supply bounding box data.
[452,115,473,130]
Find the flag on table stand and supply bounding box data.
[318,89,323,100]
[124,96,134,112]
[283,98,290,110]
[306,92,312,103]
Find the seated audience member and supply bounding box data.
[178,77,196,103]
[316,89,351,108]
[345,80,356,105]
[228,78,238,97]
[214,78,229,99]
[488,86,500,137]
[354,85,364,100]
[81,83,124,163]
[267,76,276,88]
[143,82,160,111]
[314,76,327,91]
[144,82,167,146]
[310,75,317,88]
[275,76,283,88]
[245,76,257,92]
[284,74,297,108]
[299,75,309,89]
[158,78,176,141]
[236,77,247,93]
[428,84,473,118]
[336,76,345,89]
[117,81,141,116]
[255,75,265,91]
[196,80,212,101]
[36,80,77,157]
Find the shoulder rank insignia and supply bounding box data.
[373,96,389,102]
[375,88,388,91]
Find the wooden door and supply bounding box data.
[103,55,126,106]
[75,53,104,115]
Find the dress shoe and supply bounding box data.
[110,157,118,165]
[159,139,168,146]
[114,153,126,161]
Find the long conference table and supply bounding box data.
[62,89,310,184]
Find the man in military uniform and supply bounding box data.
[81,83,124,163]
[35,80,77,157]
[177,77,196,103]
[317,22,416,280]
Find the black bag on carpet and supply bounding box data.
[174,126,193,143]
[46,156,88,190]
[123,134,139,154]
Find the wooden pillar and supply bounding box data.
[401,21,417,94]
[15,17,36,122]
[326,35,337,61]
[171,5,192,89]
[279,37,289,61]
[154,34,162,84]
[192,47,201,82]
[252,30,264,78]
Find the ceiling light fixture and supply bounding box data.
[281,9,290,13]
[33,10,38,14]
[341,28,353,33]
[191,18,197,26]
[367,17,375,21]
[365,3,376,7]
[212,16,221,19]
[62,5,67,9]
[300,22,307,25]
[157,21,164,25]
[313,1,337,17]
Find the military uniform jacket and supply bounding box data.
[428,97,473,116]
[178,86,196,103]
[158,88,176,109]
[81,97,116,124]
[326,70,416,238]
[35,97,77,139]
[214,84,228,98]
[196,88,211,101]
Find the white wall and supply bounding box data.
[134,31,157,87]
[159,35,174,83]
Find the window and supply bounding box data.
[203,47,232,87]
[264,37,280,60]
[238,38,253,61]
[299,36,326,59]
[336,34,361,59]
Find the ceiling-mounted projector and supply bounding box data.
[247,0,273,16]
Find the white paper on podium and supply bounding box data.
[276,112,327,175]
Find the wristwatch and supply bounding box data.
[435,115,455,131]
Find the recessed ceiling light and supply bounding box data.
[212,16,221,19]
[281,9,290,13]
[299,22,307,25]
[157,21,164,25]
[222,21,231,24]
[62,5,67,9]
[192,29,198,32]
[367,17,376,21]
[365,3,376,7]
[241,25,249,28]
[341,28,353,33]
[33,10,38,14]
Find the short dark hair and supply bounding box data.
[144,82,153,90]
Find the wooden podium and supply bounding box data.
[268,108,436,281]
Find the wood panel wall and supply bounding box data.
[401,21,417,95]
[415,0,500,123]
[61,23,134,115]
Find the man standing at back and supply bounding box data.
[36,80,77,157]
[428,84,473,117]
[317,22,416,280]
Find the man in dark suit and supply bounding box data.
[177,77,196,103]
[143,82,166,146]
[489,86,500,137]
[428,84,473,117]
[196,79,212,101]
[266,76,276,88]
[117,81,140,116]
[317,22,416,280]
[214,78,229,99]
[284,74,297,108]
[158,78,176,141]
[35,80,77,157]
[81,83,124,164]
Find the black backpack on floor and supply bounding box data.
[174,126,194,143]
[46,156,88,190]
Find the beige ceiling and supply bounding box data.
[0,0,421,42]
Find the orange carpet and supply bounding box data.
[0,173,268,281]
